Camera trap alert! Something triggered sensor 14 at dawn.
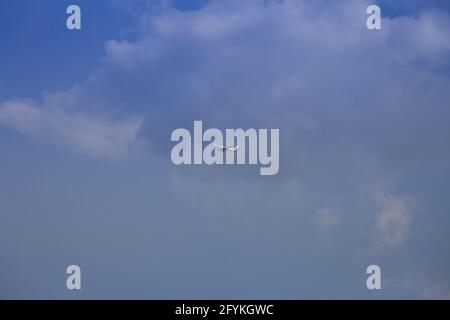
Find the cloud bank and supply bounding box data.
[1,0,450,298]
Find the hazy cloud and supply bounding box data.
[374,193,412,248]
[388,273,450,300]
[315,208,340,231]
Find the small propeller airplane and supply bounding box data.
[214,144,238,152]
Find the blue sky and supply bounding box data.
[1,0,450,299]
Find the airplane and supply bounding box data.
[214,144,238,152]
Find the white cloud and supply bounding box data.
[0,99,144,159]
[374,193,412,248]
[3,0,450,164]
